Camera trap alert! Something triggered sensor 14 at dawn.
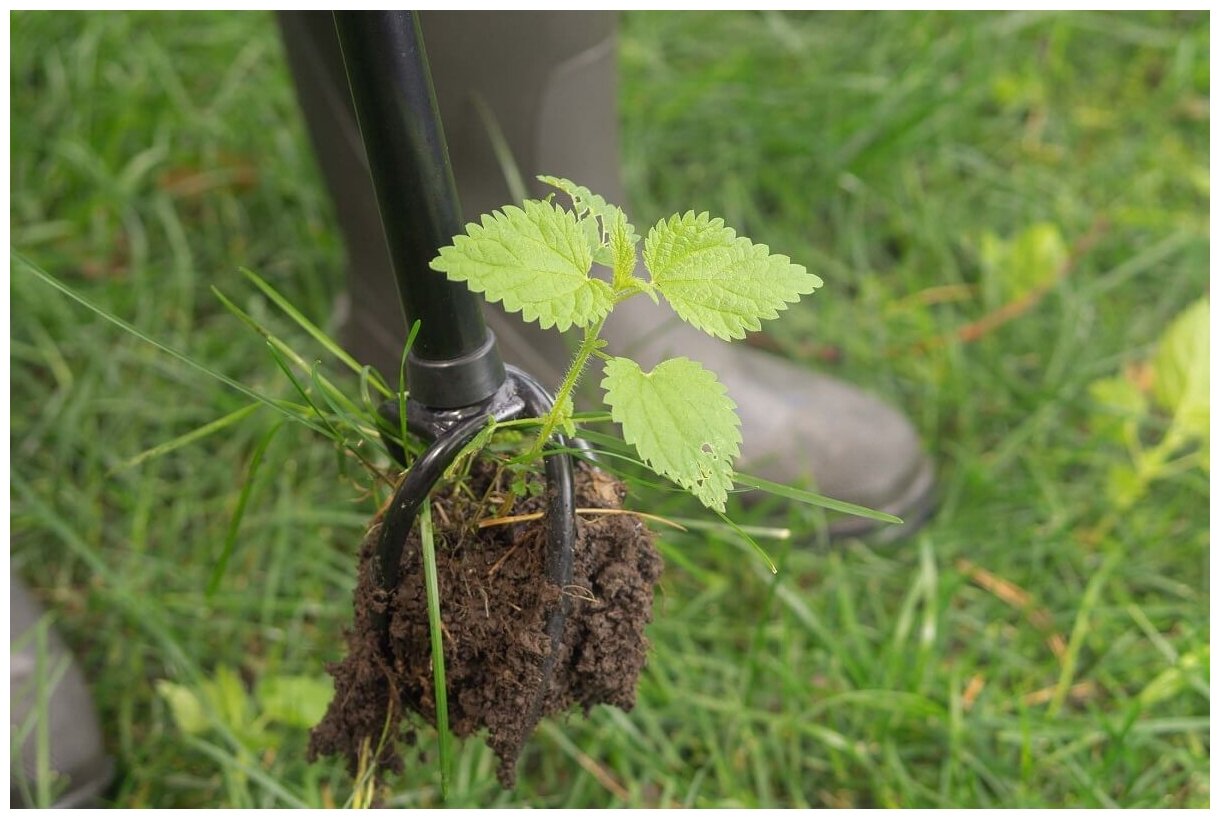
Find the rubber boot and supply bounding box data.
[10,575,114,808]
[278,11,936,538]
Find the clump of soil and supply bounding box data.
[308,460,662,788]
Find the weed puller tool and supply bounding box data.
[333,11,576,706]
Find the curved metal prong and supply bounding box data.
[372,367,577,661]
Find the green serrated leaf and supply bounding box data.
[602,356,741,512]
[580,214,604,258]
[430,199,612,331]
[541,176,641,275]
[643,211,821,340]
[607,206,641,291]
[538,175,610,221]
[1152,296,1209,443]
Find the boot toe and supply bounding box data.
[726,345,937,540]
[10,577,114,807]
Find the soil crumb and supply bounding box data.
[308,461,662,788]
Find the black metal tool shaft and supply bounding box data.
[333,11,504,409]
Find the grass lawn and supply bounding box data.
[11,10,1209,808]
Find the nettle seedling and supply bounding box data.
[430,175,823,513]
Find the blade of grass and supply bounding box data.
[115,402,260,472]
[472,93,529,204]
[32,624,71,807]
[263,345,394,486]
[1048,551,1120,716]
[265,341,342,442]
[538,722,631,803]
[207,419,283,597]
[360,363,420,461]
[12,474,199,677]
[716,510,777,574]
[305,361,399,489]
[562,428,682,482]
[494,411,613,430]
[345,705,399,809]
[212,285,372,424]
[358,365,381,420]
[240,267,391,397]
[733,470,904,524]
[184,737,310,808]
[419,499,452,801]
[397,320,421,466]
[306,359,369,420]
[17,253,329,436]
[307,361,386,456]
[665,516,792,540]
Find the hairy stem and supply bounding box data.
[526,316,608,459]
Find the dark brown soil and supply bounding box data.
[308,460,662,789]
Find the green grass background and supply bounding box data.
[10,10,1209,808]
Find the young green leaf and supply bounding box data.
[581,215,607,263]
[430,200,613,331]
[538,174,610,223]
[538,175,641,267]
[607,206,646,294]
[1151,296,1208,443]
[643,211,822,340]
[602,356,741,512]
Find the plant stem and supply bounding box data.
[526,316,607,459]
